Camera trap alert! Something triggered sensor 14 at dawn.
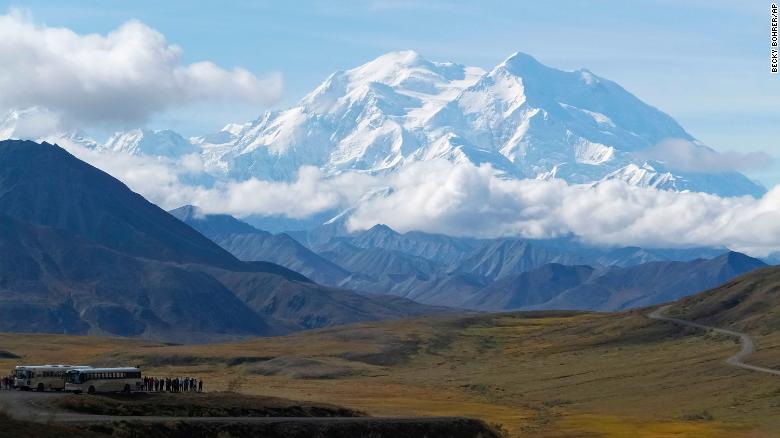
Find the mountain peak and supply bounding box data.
[103,127,194,157]
[338,50,475,93]
[369,50,425,67]
[345,50,432,84]
[169,204,205,221]
[169,205,261,236]
[367,223,398,235]
[498,52,599,86]
[0,140,241,268]
[717,251,767,268]
[500,51,544,70]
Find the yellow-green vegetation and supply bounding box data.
[2,309,779,437]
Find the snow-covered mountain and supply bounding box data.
[0,107,100,150]
[0,51,765,198]
[102,128,195,157]
[190,51,763,196]
[0,109,196,160]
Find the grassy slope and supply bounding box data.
[667,264,780,372]
[2,310,779,437]
[667,265,780,333]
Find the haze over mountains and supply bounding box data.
[0,140,441,342]
[173,206,767,312]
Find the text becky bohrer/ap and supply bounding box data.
[772,3,778,73]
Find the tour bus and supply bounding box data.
[64,367,142,394]
[13,365,92,392]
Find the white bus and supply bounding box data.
[13,365,92,392]
[64,367,142,394]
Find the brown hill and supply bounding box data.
[664,263,780,333]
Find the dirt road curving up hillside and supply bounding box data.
[648,305,780,376]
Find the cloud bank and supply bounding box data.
[0,10,282,127]
[53,137,780,258]
[345,161,780,257]
[635,138,773,173]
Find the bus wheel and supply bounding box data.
[87,386,95,395]
[36,383,45,392]
[123,384,131,394]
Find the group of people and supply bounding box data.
[141,376,202,393]
[1,376,13,389]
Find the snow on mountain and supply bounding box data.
[603,163,678,190]
[102,128,195,157]
[3,52,765,198]
[187,51,763,197]
[190,51,488,180]
[0,107,100,149]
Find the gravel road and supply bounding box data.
[649,305,780,376]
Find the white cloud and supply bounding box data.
[51,137,379,220]
[51,137,780,258]
[0,10,282,127]
[179,153,205,174]
[0,107,62,139]
[346,161,780,256]
[635,138,773,173]
[192,167,380,219]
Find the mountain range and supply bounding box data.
[0,51,765,204]
[173,207,767,312]
[0,139,770,344]
[0,140,442,342]
[184,51,764,197]
[0,50,772,342]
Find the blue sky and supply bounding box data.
[3,0,779,184]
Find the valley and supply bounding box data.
[0,140,776,436]
[3,293,780,437]
[0,3,776,438]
